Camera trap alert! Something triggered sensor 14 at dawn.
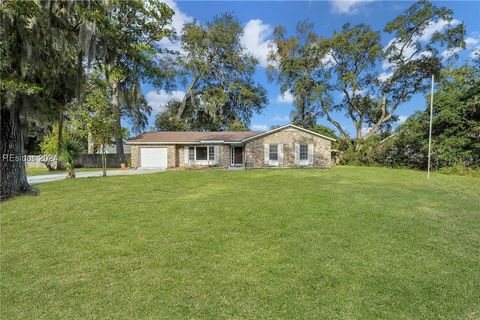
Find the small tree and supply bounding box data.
[73,74,116,177]
[59,138,83,178]
[40,124,80,170]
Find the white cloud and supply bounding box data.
[361,126,372,137]
[465,37,480,47]
[471,47,480,59]
[441,47,461,59]
[382,37,433,71]
[378,71,393,83]
[241,19,275,68]
[321,52,336,66]
[441,35,480,60]
[146,90,185,114]
[418,19,460,42]
[276,92,294,104]
[158,0,194,52]
[397,115,408,124]
[346,88,367,97]
[251,124,268,131]
[382,19,460,71]
[330,0,375,14]
[465,37,480,59]
[272,115,290,122]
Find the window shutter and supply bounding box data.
[214,146,219,164]
[308,144,314,164]
[295,143,299,165]
[278,144,283,165]
[184,146,190,164]
[264,144,269,165]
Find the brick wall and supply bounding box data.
[176,145,231,168]
[130,127,332,169]
[244,127,331,168]
[130,145,176,168]
[130,144,232,169]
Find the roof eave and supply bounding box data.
[241,124,336,142]
[126,141,240,145]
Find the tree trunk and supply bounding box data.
[354,125,364,151]
[101,144,107,177]
[55,111,64,169]
[0,107,34,200]
[87,131,94,154]
[175,75,199,119]
[111,79,124,154]
[354,141,364,151]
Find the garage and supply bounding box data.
[140,147,168,168]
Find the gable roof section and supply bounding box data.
[127,131,262,144]
[241,124,336,142]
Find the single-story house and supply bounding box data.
[127,124,335,169]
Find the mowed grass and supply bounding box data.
[1,167,479,319]
[26,167,120,176]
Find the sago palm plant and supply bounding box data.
[59,139,84,178]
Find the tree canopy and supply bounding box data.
[0,0,174,198]
[155,14,268,131]
[269,0,465,150]
[378,64,480,169]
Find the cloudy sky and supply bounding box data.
[141,0,480,133]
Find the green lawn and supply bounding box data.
[26,167,121,176]
[1,167,479,319]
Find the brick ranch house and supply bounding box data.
[127,124,335,169]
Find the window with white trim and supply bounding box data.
[269,144,278,161]
[188,146,216,163]
[188,147,195,161]
[299,144,308,161]
[195,147,208,160]
[208,146,215,161]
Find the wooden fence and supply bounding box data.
[25,154,131,168]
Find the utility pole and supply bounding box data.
[427,74,434,179]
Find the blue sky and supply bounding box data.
[140,0,480,134]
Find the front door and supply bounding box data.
[233,147,243,165]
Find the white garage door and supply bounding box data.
[140,148,168,168]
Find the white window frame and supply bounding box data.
[208,146,215,161]
[268,144,279,166]
[188,146,217,165]
[299,144,309,165]
[188,147,195,161]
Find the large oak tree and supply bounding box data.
[0,0,105,199]
[270,0,465,150]
[156,14,267,131]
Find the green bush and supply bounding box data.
[339,65,480,177]
[438,163,480,177]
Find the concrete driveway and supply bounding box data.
[28,168,165,185]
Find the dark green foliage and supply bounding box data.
[99,0,174,152]
[0,0,106,197]
[157,14,268,131]
[155,100,189,131]
[309,124,337,140]
[227,119,248,131]
[376,65,480,169]
[58,138,84,178]
[269,1,465,151]
[269,21,325,129]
